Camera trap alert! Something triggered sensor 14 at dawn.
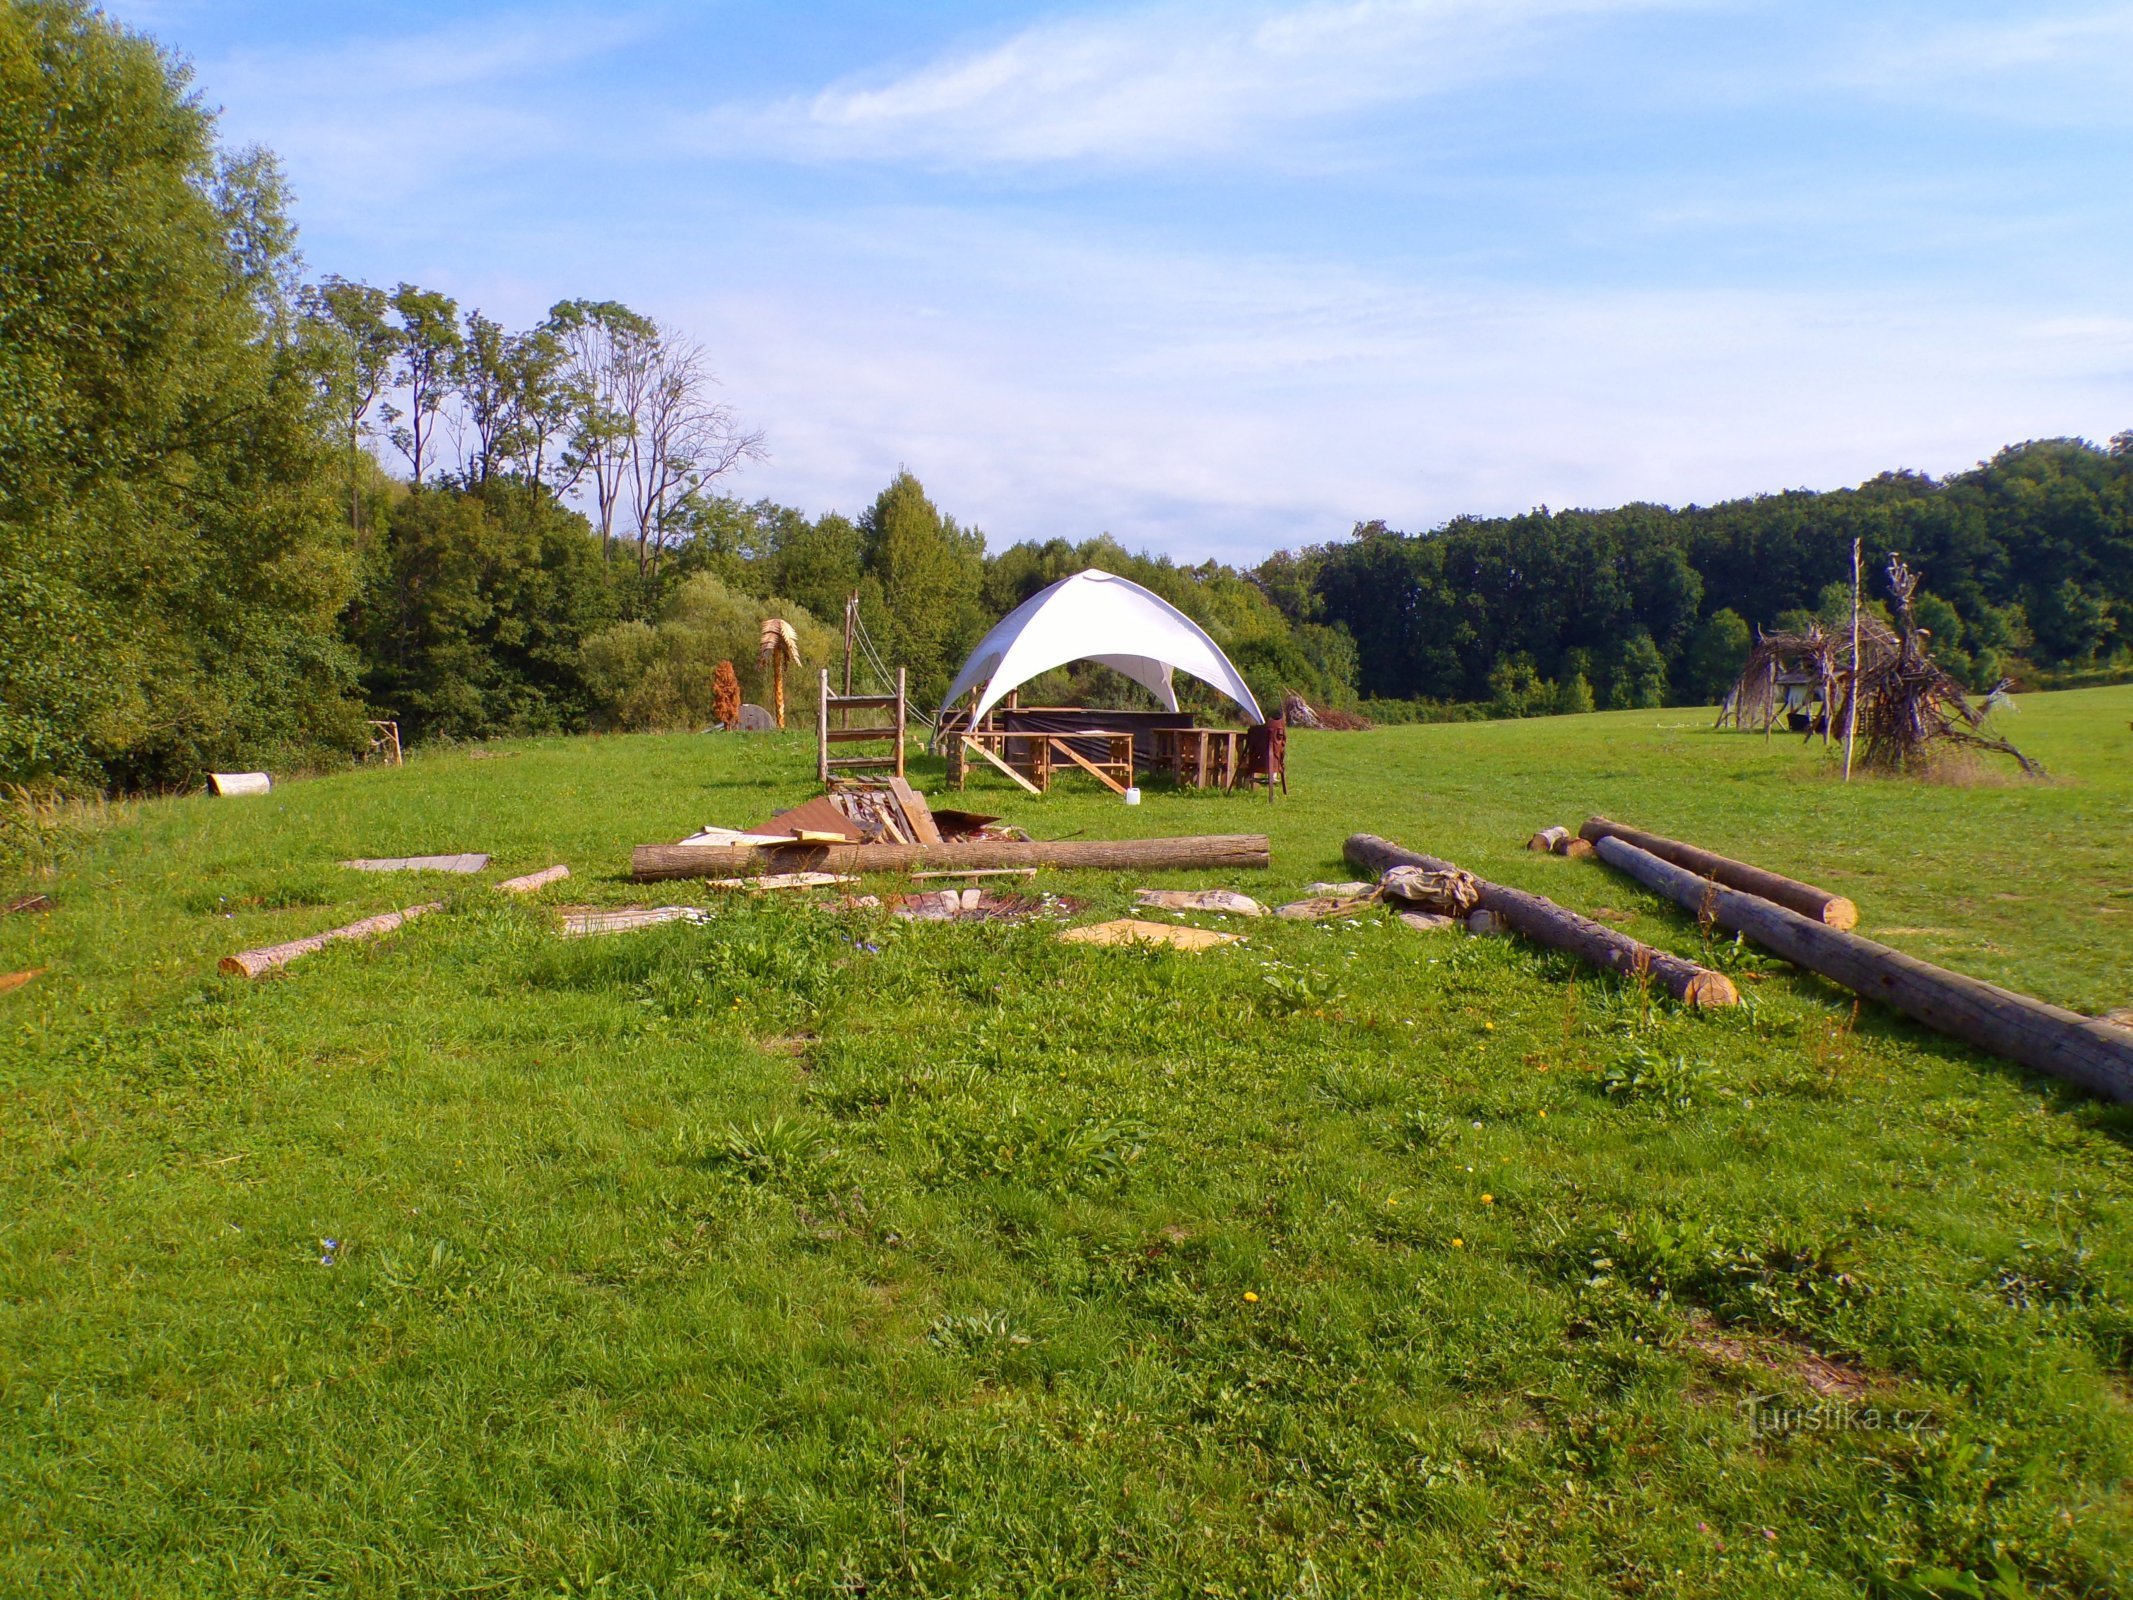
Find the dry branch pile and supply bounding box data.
[1837,557,2038,777]
[1720,554,2035,777]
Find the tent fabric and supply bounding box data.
[940,568,1265,725]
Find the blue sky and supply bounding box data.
[110,0,2133,563]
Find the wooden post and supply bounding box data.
[894,667,907,781]
[772,651,786,730]
[843,592,856,703]
[1843,536,1862,779]
[1592,835,2133,1102]
[817,668,830,785]
[1344,834,1738,1008]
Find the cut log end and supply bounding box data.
[1528,826,1570,852]
[1682,971,1741,1008]
[1822,897,1861,931]
[1556,838,1596,860]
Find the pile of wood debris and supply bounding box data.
[677,776,1029,851]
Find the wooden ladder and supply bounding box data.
[817,666,907,784]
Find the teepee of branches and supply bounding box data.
[1832,556,2038,777]
[1718,615,1898,739]
[1720,554,2035,777]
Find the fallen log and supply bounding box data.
[631,834,1271,882]
[1528,827,1569,852]
[496,864,570,894]
[1591,835,2133,1102]
[220,903,441,979]
[1344,834,1738,1008]
[342,853,489,875]
[1580,816,1858,929]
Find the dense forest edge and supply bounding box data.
[3,0,2129,795]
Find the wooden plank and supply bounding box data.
[1345,834,1738,1008]
[633,833,1272,881]
[824,726,903,744]
[496,864,570,894]
[559,906,711,937]
[962,735,1043,795]
[341,853,489,874]
[1592,835,2133,1102]
[826,755,901,770]
[705,872,856,891]
[886,777,944,846]
[1047,736,1128,795]
[824,693,899,709]
[1580,816,1860,929]
[221,904,442,978]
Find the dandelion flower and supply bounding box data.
[1481,1194,1495,1205]
[1451,1238,1464,1248]
[1243,1291,1259,1303]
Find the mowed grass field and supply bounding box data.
[3,687,2130,1598]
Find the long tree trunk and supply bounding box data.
[1344,834,1738,1007]
[632,834,1271,881]
[1591,835,2133,1101]
[1578,816,1858,928]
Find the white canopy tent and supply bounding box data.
[940,568,1265,725]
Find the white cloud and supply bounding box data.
[714,0,1694,167]
[174,6,658,212]
[1835,4,2133,124]
[671,218,2133,560]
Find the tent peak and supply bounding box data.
[940,566,1265,726]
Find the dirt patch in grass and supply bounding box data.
[1682,1321,1872,1400]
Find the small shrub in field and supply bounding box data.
[1260,967,1343,1017]
[1597,1045,1708,1113]
[1394,1109,1459,1152]
[690,1115,843,1194]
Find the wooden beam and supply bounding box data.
[1580,815,1859,929]
[887,777,944,846]
[962,734,1042,795]
[824,726,904,743]
[1047,737,1128,795]
[1592,834,2133,1101]
[1344,834,1738,1008]
[632,833,1272,881]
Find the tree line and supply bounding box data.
[3,1,2127,793]
[1265,440,2132,718]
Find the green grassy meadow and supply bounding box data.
[3,688,2131,1598]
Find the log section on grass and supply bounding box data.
[1591,835,2133,1102]
[1579,816,1858,929]
[632,834,1271,882]
[1344,833,1738,1008]
[221,903,441,979]
[496,864,570,894]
